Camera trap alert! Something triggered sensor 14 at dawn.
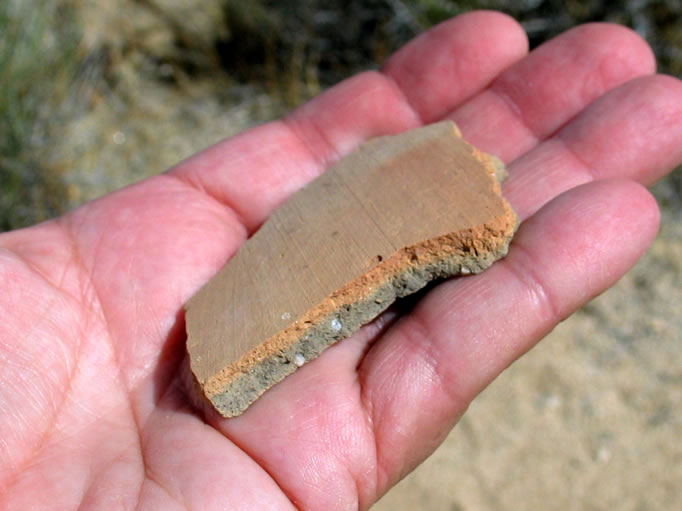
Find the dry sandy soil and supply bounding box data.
[22,0,682,508]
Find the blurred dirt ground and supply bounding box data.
[1,0,680,509]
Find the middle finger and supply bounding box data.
[446,23,655,162]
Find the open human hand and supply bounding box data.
[2,11,682,510]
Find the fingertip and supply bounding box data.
[609,178,661,248]
[642,73,682,133]
[383,10,528,123]
[456,10,530,52]
[551,73,682,190]
[574,22,657,75]
[519,178,661,283]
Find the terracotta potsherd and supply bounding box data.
[184,121,518,417]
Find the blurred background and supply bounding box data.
[1,0,680,509]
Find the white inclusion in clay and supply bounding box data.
[294,354,305,367]
[331,318,342,332]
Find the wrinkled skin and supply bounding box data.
[2,11,682,511]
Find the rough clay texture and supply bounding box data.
[185,121,518,417]
[210,222,512,416]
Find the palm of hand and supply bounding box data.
[2,13,682,511]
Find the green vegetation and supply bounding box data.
[0,0,79,230]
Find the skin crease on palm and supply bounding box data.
[1,10,682,511]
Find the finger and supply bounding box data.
[170,12,529,233]
[382,11,529,123]
[505,74,682,219]
[140,390,298,510]
[171,72,420,232]
[359,179,660,492]
[449,23,656,162]
[206,319,393,511]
